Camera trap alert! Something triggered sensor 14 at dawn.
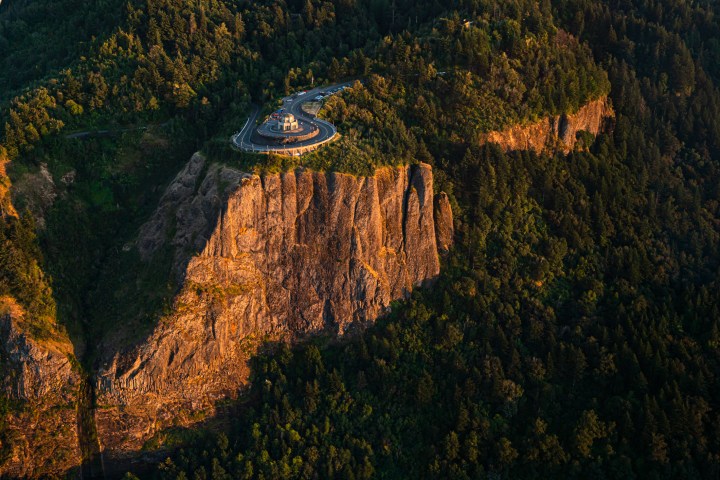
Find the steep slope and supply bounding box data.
[0,147,82,477]
[479,97,614,154]
[0,298,81,478]
[94,155,453,461]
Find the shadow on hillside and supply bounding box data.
[95,377,259,479]
[82,337,325,478]
[47,158,447,479]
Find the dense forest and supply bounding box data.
[1,0,720,478]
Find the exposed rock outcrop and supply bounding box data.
[0,298,81,478]
[95,156,453,460]
[1,154,81,477]
[480,97,614,154]
[0,150,17,219]
[434,192,454,254]
[9,163,57,229]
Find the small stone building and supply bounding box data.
[277,113,299,132]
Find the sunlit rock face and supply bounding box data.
[0,302,81,478]
[480,96,614,154]
[95,154,453,461]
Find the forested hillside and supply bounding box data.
[148,1,720,479]
[1,0,719,478]
[0,0,610,360]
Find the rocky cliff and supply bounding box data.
[480,97,614,154]
[94,155,453,460]
[0,297,81,478]
[0,153,81,478]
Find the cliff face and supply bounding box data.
[480,97,614,154]
[0,157,80,477]
[94,155,453,460]
[0,298,81,478]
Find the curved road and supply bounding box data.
[231,81,355,155]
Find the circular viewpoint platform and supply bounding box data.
[256,113,319,144]
[232,81,356,156]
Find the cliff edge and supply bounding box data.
[95,155,453,460]
[480,97,614,154]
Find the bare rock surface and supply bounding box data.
[9,163,57,229]
[0,298,81,478]
[95,158,453,460]
[434,192,454,254]
[480,96,614,154]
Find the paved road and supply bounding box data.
[66,121,170,139]
[231,105,262,150]
[231,81,355,154]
